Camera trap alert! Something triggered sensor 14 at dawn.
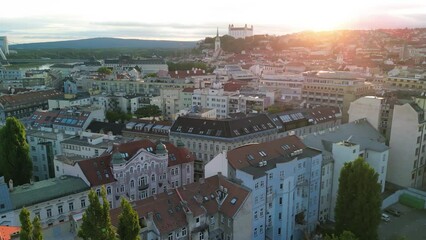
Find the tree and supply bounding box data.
[0,117,32,185]
[32,216,43,240]
[135,105,161,119]
[335,158,381,240]
[97,67,113,75]
[118,198,140,240]
[325,231,358,240]
[19,208,33,240]
[78,187,116,240]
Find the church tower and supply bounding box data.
[215,28,221,53]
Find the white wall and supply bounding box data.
[348,96,383,130]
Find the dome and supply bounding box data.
[111,152,125,165]
[176,140,185,148]
[156,142,167,154]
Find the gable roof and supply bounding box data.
[110,174,250,234]
[0,89,63,109]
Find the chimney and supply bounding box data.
[8,179,13,191]
[148,212,154,221]
[199,178,205,184]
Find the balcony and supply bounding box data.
[138,183,149,191]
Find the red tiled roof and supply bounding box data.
[227,135,306,170]
[223,82,243,92]
[0,89,63,107]
[78,155,115,187]
[182,88,196,93]
[0,226,20,240]
[164,143,195,167]
[110,175,250,234]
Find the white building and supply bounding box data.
[388,100,426,189]
[0,36,9,55]
[228,24,253,39]
[0,176,90,228]
[302,119,389,221]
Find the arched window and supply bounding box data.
[130,180,135,188]
[151,174,155,182]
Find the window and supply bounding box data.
[151,188,156,195]
[107,186,112,195]
[96,188,101,196]
[279,197,283,205]
[47,209,52,218]
[260,225,264,234]
[199,231,204,240]
[278,227,281,235]
[151,174,156,182]
[58,205,63,214]
[279,212,282,220]
[168,232,173,240]
[254,228,258,237]
[181,227,187,236]
[269,173,273,179]
[130,180,135,188]
[69,202,74,211]
[81,199,86,208]
[254,211,258,220]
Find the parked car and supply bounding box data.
[381,213,390,222]
[385,208,401,217]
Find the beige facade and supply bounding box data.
[389,102,426,189]
[302,71,374,123]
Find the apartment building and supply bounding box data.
[302,71,374,122]
[30,107,105,133]
[259,73,304,101]
[110,174,252,240]
[104,56,168,74]
[269,106,342,139]
[302,119,389,221]
[388,100,426,189]
[0,89,63,123]
[0,176,90,228]
[89,77,194,96]
[205,136,322,240]
[55,139,194,208]
[169,114,278,180]
[348,96,396,141]
[27,128,74,181]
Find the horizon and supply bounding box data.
[2,0,426,44]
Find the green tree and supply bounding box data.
[97,67,113,75]
[19,208,33,240]
[0,117,32,185]
[78,187,116,240]
[32,216,43,240]
[135,105,161,119]
[118,198,140,240]
[325,231,358,240]
[335,158,381,240]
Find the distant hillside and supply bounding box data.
[10,37,197,49]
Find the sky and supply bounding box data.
[1,0,426,44]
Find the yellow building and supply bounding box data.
[302,71,374,122]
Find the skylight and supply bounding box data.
[230,197,237,205]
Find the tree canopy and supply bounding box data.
[118,198,141,240]
[135,105,162,119]
[19,208,33,240]
[325,231,359,240]
[335,157,382,240]
[97,67,113,75]
[0,117,32,185]
[32,216,43,240]
[78,187,116,240]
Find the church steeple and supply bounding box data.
[215,27,221,53]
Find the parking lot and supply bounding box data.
[378,203,426,240]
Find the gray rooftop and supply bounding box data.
[10,176,90,209]
[302,118,389,153]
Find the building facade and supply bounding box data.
[170,114,278,180]
[110,174,252,240]
[205,136,322,240]
[302,71,374,122]
[228,24,254,39]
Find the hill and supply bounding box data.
[10,37,197,49]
